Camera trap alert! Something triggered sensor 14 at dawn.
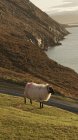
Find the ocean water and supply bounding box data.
[46,27,78,73]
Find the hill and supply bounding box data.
[0,0,78,98]
[0,93,78,140]
[50,11,78,25]
[0,0,68,48]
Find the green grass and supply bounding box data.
[0,93,78,140]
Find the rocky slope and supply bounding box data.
[0,0,78,98]
[0,0,68,49]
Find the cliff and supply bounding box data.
[0,0,68,49]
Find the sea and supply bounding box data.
[46,27,78,73]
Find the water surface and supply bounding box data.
[46,27,78,73]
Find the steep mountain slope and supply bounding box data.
[0,0,78,98]
[0,0,68,48]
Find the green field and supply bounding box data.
[0,93,78,140]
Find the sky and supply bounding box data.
[30,0,78,14]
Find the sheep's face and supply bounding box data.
[47,86,55,95]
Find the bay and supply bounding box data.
[46,27,78,73]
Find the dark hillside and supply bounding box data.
[0,0,78,98]
[0,0,68,48]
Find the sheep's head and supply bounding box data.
[47,85,55,95]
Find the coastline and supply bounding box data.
[46,27,78,74]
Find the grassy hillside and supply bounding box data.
[0,0,78,98]
[0,93,78,140]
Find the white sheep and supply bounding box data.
[24,82,54,108]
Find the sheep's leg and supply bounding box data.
[30,99,32,104]
[42,102,43,108]
[40,102,42,108]
[40,102,43,108]
[24,97,26,104]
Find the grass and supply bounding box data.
[0,93,78,140]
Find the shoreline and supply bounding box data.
[46,26,78,74]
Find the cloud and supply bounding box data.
[63,0,78,7]
[50,1,72,8]
[52,6,78,13]
[47,0,78,13]
[30,0,64,11]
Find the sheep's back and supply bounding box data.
[25,83,51,101]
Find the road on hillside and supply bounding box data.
[0,81,78,114]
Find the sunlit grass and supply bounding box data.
[0,93,78,140]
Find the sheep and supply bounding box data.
[24,82,55,108]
